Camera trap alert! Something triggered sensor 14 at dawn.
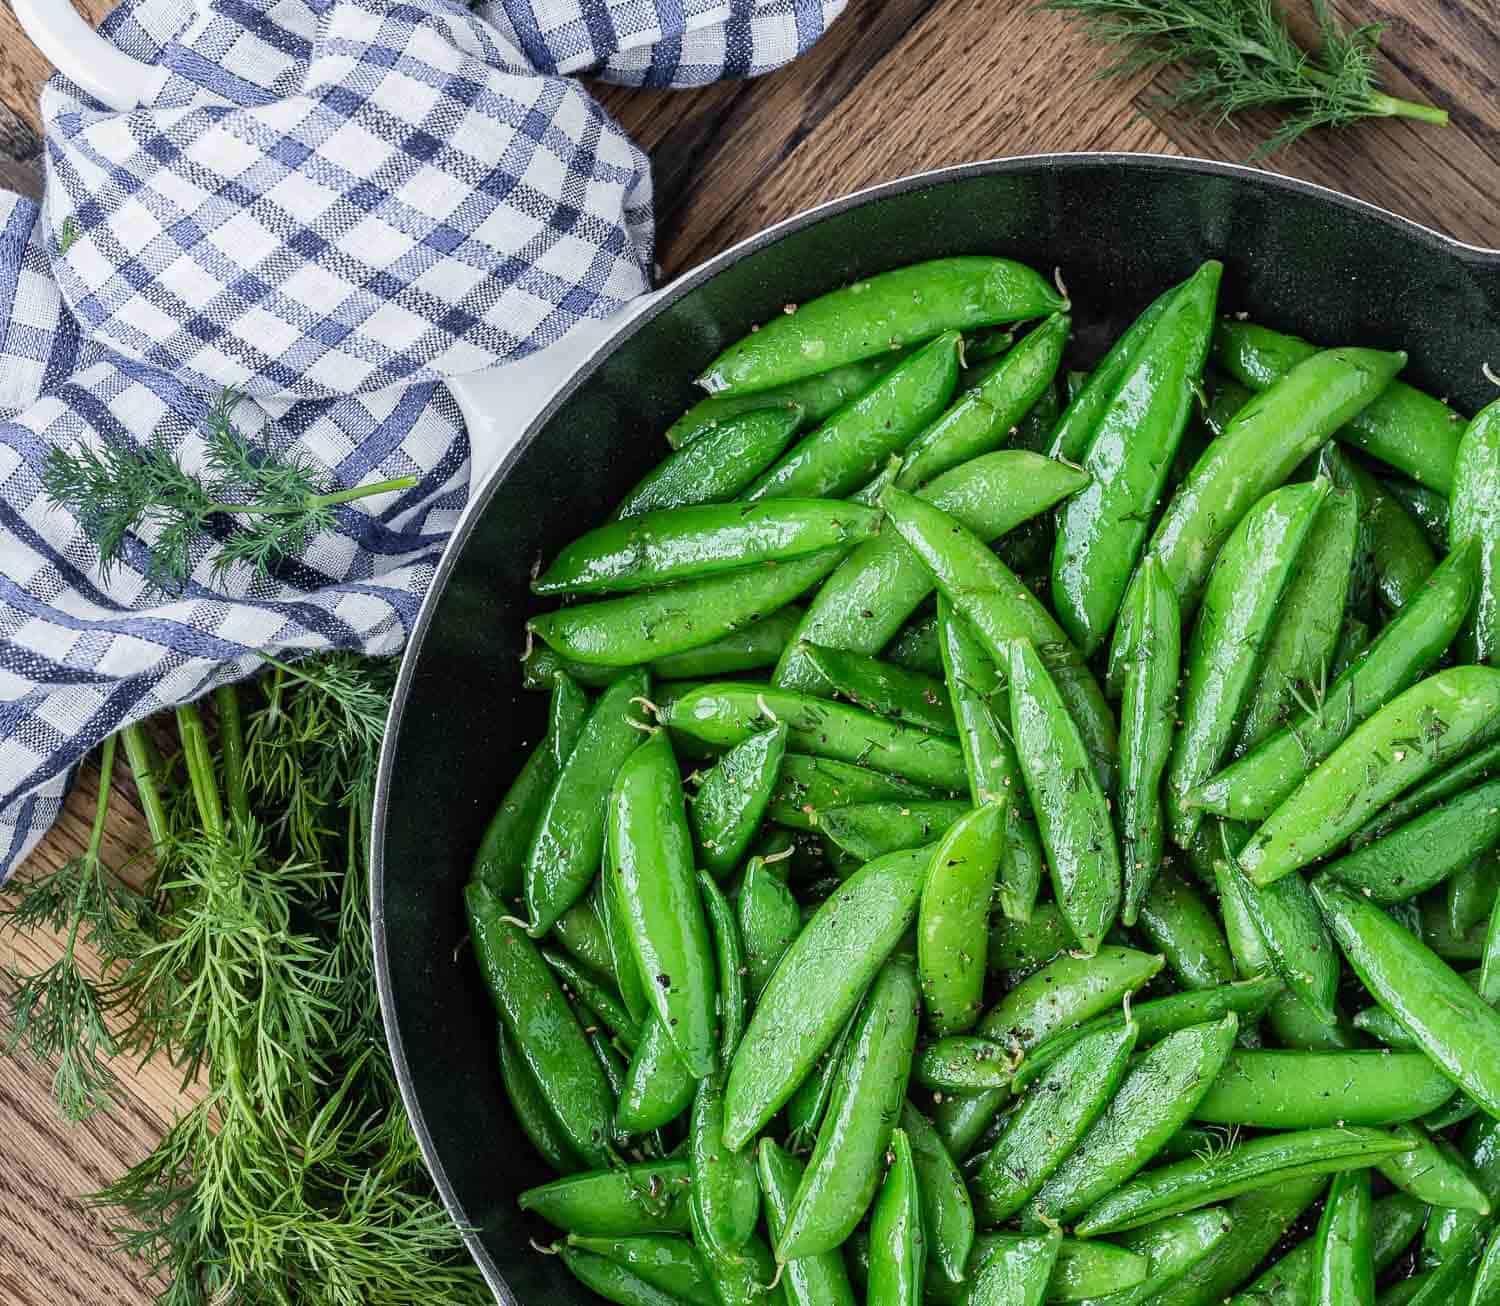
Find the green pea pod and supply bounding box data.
[1353,1005,1417,1048]
[1052,261,1221,655]
[767,754,935,831]
[523,672,651,936]
[659,682,968,791]
[519,1160,694,1236]
[1240,667,1500,886]
[668,356,904,449]
[559,1244,685,1306]
[1109,345,1407,691]
[784,1007,859,1151]
[530,548,846,668]
[1136,867,1234,991]
[690,723,788,879]
[989,902,1072,978]
[1419,1115,1500,1269]
[1320,443,1437,614]
[1118,558,1181,925]
[1191,543,1479,822]
[1213,320,1463,493]
[918,803,1007,1034]
[689,1076,759,1260]
[1230,865,1340,1025]
[902,1100,975,1285]
[497,1022,581,1174]
[552,894,617,984]
[885,613,945,674]
[1473,1226,1500,1306]
[1233,487,1360,757]
[466,882,612,1167]
[1028,1016,1239,1229]
[1453,398,1500,662]
[542,949,642,1050]
[698,258,1064,395]
[1073,1209,1234,1306]
[1265,988,1361,1052]
[610,731,718,1078]
[1074,1126,1413,1237]
[1048,1239,1151,1301]
[974,1022,1138,1224]
[587,1030,639,1149]
[618,1014,697,1134]
[1329,616,1372,681]
[755,1140,857,1306]
[599,855,650,1028]
[567,1236,717,1306]
[1166,479,1328,847]
[1452,852,1500,936]
[915,1035,1015,1092]
[816,799,969,861]
[723,845,930,1149]
[774,450,1089,694]
[1379,1124,1493,1214]
[800,642,956,734]
[473,670,589,900]
[866,1128,926,1306]
[776,958,921,1261]
[967,1230,1063,1306]
[1385,476,1451,551]
[898,312,1071,490]
[616,407,804,519]
[690,1208,788,1306]
[1008,638,1124,953]
[884,488,1119,793]
[698,872,746,1068]
[737,859,801,999]
[1192,1050,1454,1127]
[1308,1168,1376,1306]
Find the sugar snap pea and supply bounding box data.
[542,949,642,1051]
[1329,616,1372,680]
[1074,1126,1413,1237]
[1355,739,1500,846]
[519,1159,694,1236]
[915,1035,1016,1092]
[1448,851,1500,935]
[1319,442,1437,616]
[817,799,971,861]
[867,1128,925,1306]
[776,957,920,1260]
[918,803,1006,1035]
[690,723,787,879]
[800,642,956,734]
[698,258,1063,395]
[737,859,801,999]
[1309,1167,1376,1306]
[755,1141,856,1306]
[1047,1238,1151,1301]
[966,1230,1062,1306]
[1136,866,1234,991]
[1192,1050,1454,1127]
[1052,261,1220,655]
[885,612,945,674]
[558,1244,685,1306]
[1231,865,1340,1025]
[766,754,935,831]
[723,845,930,1148]
[1008,638,1123,953]
[1166,479,1328,847]
[1265,987,1360,1051]
[989,902,1072,978]
[1073,1209,1233,1306]
[617,1014,697,1134]
[566,1236,716,1306]
[1192,542,1478,822]
[689,1075,758,1260]
[690,1201,787,1306]
[1452,397,1500,663]
[1239,666,1500,886]
[1385,475,1451,550]
[1379,1124,1492,1214]
[902,1100,975,1285]
[599,855,649,1027]
[551,894,617,984]
[1118,558,1180,924]
[784,1008,858,1152]
[497,1022,580,1174]
[698,872,746,1068]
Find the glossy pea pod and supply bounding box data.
[566,1236,717,1306]
[773,449,1089,694]
[800,642,957,734]
[902,1100,975,1285]
[542,949,642,1050]
[819,800,973,862]
[936,594,1047,921]
[965,1231,1062,1306]
[884,487,1119,794]
[1108,345,1407,692]
[1071,1209,1234,1306]
[689,1075,759,1261]
[918,803,1007,1035]
[617,1014,698,1135]
[1165,478,1328,848]
[529,547,847,668]
[472,670,588,899]
[598,852,649,1027]
[1385,475,1451,549]
[1225,860,1340,1025]
[615,406,805,519]
[1135,866,1234,991]
[1051,260,1221,656]
[1192,1050,1455,1127]
[690,722,788,879]
[519,1160,695,1237]
[988,901,1073,978]
[867,1129,927,1306]
[496,1022,581,1174]
[1452,396,1500,663]
[1378,1124,1493,1214]
[1239,666,1500,886]
[698,872,746,1068]
[784,1008,859,1152]
[558,1244,687,1306]
[697,256,1064,395]
[766,753,935,830]
[1314,1169,1378,1306]
[914,1035,1016,1092]
[466,881,613,1168]
[587,1030,641,1150]
[1007,638,1123,954]
[885,613,945,673]
[1117,557,1180,925]
[755,1140,857,1306]
[688,1199,788,1306]
[1191,538,1480,823]
[775,957,921,1261]
[737,858,802,999]
[1319,445,1437,615]
[1448,851,1500,936]
[551,894,617,984]
[609,730,718,1078]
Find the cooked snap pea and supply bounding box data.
[1074,1126,1413,1237]
[660,682,968,790]
[1192,1051,1454,1127]
[599,854,649,1028]
[566,1236,716,1306]
[1136,866,1234,991]
[1265,987,1360,1052]
[1320,442,1437,615]
[884,488,1119,792]
[1239,666,1500,886]
[1230,864,1340,1025]
[1473,1226,1500,1306]
[497,1022,581,1173]
[1450,852,1500,936]
[691,1206,787,1306]
[915,1035,1016,1092]
[1309,1167,1376,1306]
[918,803,1007,1034]
[689,1075,759,1260]
[617,1014,697,1134]
[767,754,936,831]
[1379,1124,1492,1214]
[776,957,920,1260]
[784,1007,858,1153]
[616,407,805,519]
[867,1128,925,1306]
[1191,540,1478,822]
[989,902,1073,978]
[774,451,1088,694]
[1313,877,1500,1119]
[542,949,642,1051]
[737,859,802,999]
[723,845,930,1148]
[885,613,945,674]
[1166,479,1328,847]
[519,1159,694,1236]
[741,332,961,500]
[898,312,1070,489]
[755,1140,857,1306]
[1385,476,1451,551]
[902,1100,975,1285]
[529,548,847,668]
[1028,1016,1239,1229]
[1452,397,1500,663]
[559,1244,685,1306]
[1329,616,1372,680]
[698,258,1063,395]
[552,894,617,985]
[1052,261,1220,656]
[1073,1208,1234,1306]
[817,799,971,860]
[690,723,788,879]
[1008,638,1124,953]
[473,670,589,899]
[699,872,746,1068]
[1046,1237,1151,1302]
[1118,558,1180,925]
[966,1229,1062,1306]
[800,642,956,734]
[586,1030,636,1149]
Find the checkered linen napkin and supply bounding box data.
[0,0,844,878]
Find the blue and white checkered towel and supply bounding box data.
[0,0,844,879]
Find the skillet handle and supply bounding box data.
[11,0,161,111]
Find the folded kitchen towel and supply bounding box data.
[0,0,844,878]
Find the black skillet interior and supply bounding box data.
[373,153,1500,1303]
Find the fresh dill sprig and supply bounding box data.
[1040,0,1448,155]
[41,390,418,593]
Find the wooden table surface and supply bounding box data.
[2,0,1498,1299]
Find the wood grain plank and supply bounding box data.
[0,1,118,137]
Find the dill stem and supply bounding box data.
[68,734,118,959]
[176,703,224,840]
[214,684,250,832]
[201,476,418,517]
[120,725,170,855]
[1367,92,1449,126]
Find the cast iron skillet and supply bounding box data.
[372,152,1500,1303]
